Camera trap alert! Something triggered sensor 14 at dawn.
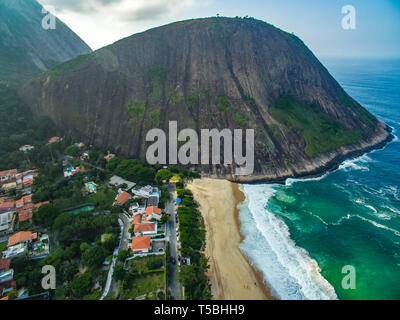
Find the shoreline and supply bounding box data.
[188,178,275,300]
[205,123,394,185]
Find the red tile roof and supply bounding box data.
[104,154,116,162]
[132,214,142,224]
[16,195,32,207]
[0,169,17,179]
[34,201,50,209]
[0,201,15,212]
[145,206,162,216]
[8,231,37,246]
[115,191,131,205]
[131,236,151,251]
[134,223,156,233]
[0,259,10,272]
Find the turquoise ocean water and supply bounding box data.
[239,59,400,300]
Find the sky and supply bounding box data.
[38,0,400,58]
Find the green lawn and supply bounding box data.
[120,272,164,300]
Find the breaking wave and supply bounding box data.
[238,184,338,300]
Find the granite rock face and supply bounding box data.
[0,0,91,82]
[20,17,391,181]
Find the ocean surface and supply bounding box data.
[238,58,400,300]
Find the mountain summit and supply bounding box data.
[20,17,391,181]
[0,0,91,82]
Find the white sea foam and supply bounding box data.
[238,184,338,300]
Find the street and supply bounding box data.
[166,184,183,300]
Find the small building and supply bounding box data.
[145,206,162,222]
[104,154,116,162]
[114,191,131,206]
[0,201,15,214]
[0,169,17,183]
[8,231,37,247]
[64,166,86,178]
[147,194,159,207]
[0,280,16,300]
[47,136,61,144]
[131,236,151,254]
[133,223,157,237]
[132,214,142,225]
[0,269,13,284]
[0,212,14,234]
[2,242,28,259]
[19,145,34,152]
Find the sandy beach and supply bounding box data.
[188,178,275,300]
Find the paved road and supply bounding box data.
[166,184,183,300]
[100,215,127,300]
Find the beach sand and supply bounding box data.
[188,178,275,300]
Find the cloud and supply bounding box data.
[37,0,210,49]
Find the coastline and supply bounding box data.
[188,178,276,300]
[205,122,394,184]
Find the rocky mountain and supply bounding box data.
[0,0,91,83]
[20,17,392,182]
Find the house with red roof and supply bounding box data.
[131,236,151,254]
[133,223,157,237]
[8,231,37,247]
[114,191,131,206]
[145,206,163,222]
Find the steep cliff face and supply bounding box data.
[20,17,391,181]
[0,0,91,82]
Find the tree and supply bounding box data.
[155,169,173,184]
[117,250,129,262]
[71,271,93,298]
[64,145,80,157]
[160,214,170,225]
[33,203,59,227]
[113,264,126,282]
[81,245,107,268]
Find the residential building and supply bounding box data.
[132,185,159,199]
[2,243,28,259]
[0,200,15,214]
[64,166,86,177]
[0,169,17,184]
[8,231,37,247]
[133,223,157,237]
[132,214,142,225]
[104,153,116,162]
[0,258,10,273]
[0,269,13,284]
[131,236,151,254]
[19,145,34,152]
[0,212,14,234]
[0,280,16,299]
[47,136,61,144]
[114,191,131,206]
[145,206,162,222]
[147,194,159,207]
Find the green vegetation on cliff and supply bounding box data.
[270,95,363,157]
